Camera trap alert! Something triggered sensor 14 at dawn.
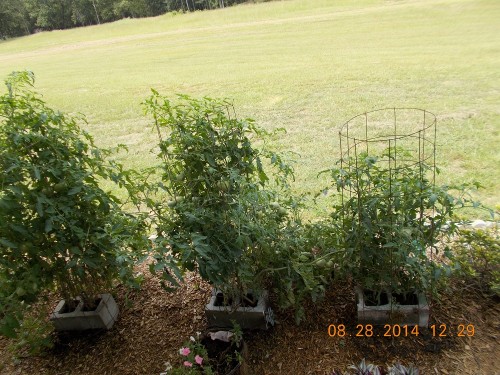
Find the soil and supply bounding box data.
[0,263,499,375]
[58,300,80,314]
[81,298,102,312]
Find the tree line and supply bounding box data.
[0,0,255,39]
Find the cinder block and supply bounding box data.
[355,286,429,327]
[205,290,271,330]
[50,293,119,331]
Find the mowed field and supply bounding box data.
[0,0,499,214]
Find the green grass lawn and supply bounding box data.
[0,0,499,216]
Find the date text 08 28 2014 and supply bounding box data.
[327,324,475,337]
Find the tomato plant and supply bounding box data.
[143,92,325,318]
[0,71,148,339]
[322,149,491,296]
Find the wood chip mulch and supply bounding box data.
[0,264,499,375]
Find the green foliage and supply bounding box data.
[452,227,500,297]
[143,93,292,293]
[167,336,214,375]
[229,320,242,347]
[6,305,54,357]
[266,221,341,324]
[163,324,243,375]
[0,0,31,39]
[0,71,148,339]
[323,150,483,295]
[143,93,329,322]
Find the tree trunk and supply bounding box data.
[91,0,101,24]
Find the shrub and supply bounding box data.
[452,227,499,297]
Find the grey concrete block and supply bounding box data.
[355,286,429,327]
[50,293,119,331]
[205,290,271,330]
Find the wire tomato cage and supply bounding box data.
[337,108,438,310]
[339,108,437,189]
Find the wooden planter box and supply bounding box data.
[205,289,272,330]
[50,293,119,331]
[355,286,429,326]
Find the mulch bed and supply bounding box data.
[0,264,499,375]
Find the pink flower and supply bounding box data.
[183,361,193,367]
[179,347,191,356]
[195,355,203,365]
